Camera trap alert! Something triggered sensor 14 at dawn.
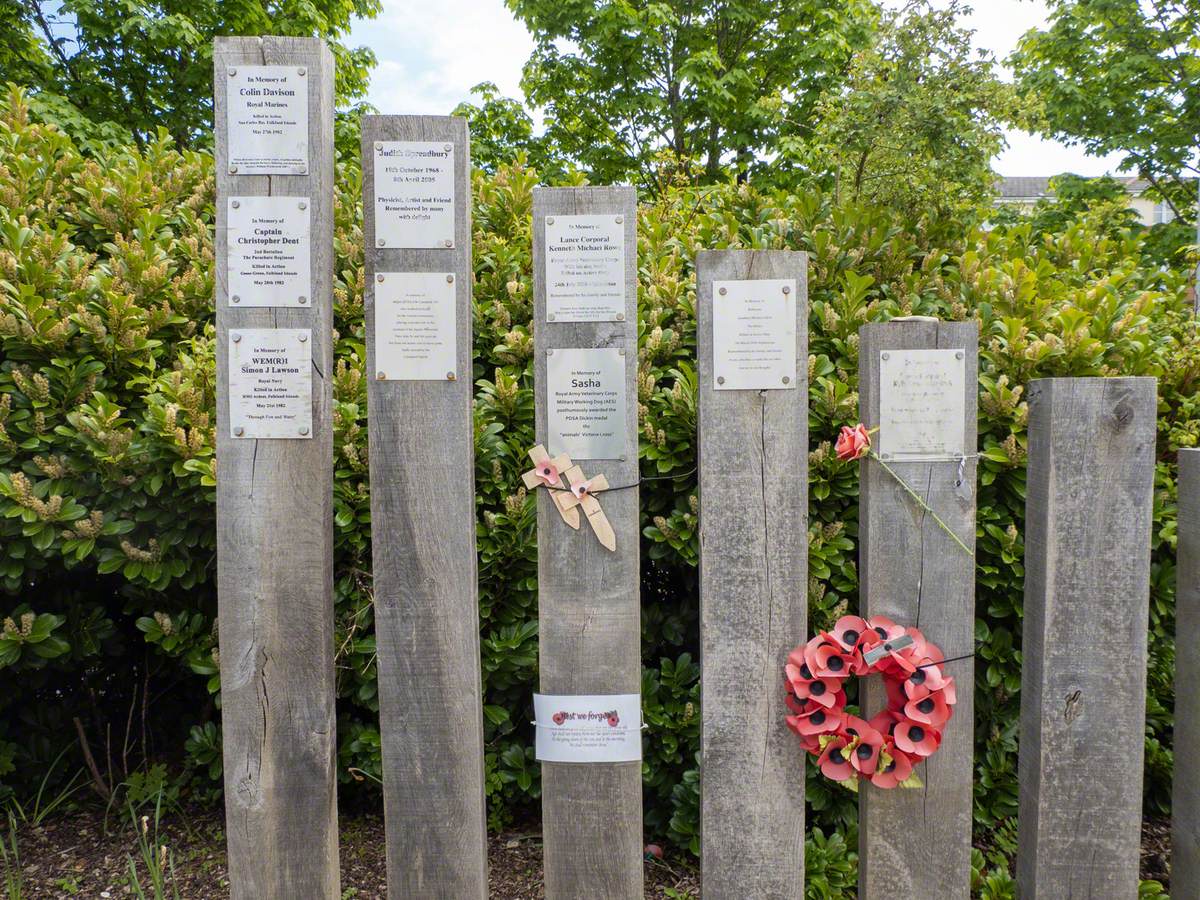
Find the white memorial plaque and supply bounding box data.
[546,348,626,461]
[878,349,966,461]
[227,197,311,306]
[545,214,625,321]
[226,66,308,175]
[373,141,455,248]
[375,272,457,381]
[534,693,642,763]
[711,278,797,390]
[228,328,312,439]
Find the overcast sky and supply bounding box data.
[348,0,1129,177]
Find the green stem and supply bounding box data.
[869,451,974,559]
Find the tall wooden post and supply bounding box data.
[1017,377,1156,897]
[533,186,642,898]
[858,319,978,899]
[697,250,809,896]
[1175,448,1200,888]
[213,37,339,899]
[361,116,488,898]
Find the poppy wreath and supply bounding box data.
[784,615,956,789]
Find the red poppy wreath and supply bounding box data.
[784,615,956,789]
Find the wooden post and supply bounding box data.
[361,116,488,898]
[213,37,339,899]
[697,251,809,896]
[858,319,978,899]
[1176,448,1200,887]
[1016,377,1157,897]
[533,186,642,898]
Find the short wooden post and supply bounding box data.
[1016,377,1157,897]
[533,186,642,898]
[1175,448,1200,888]
[214,37,339,899]
[362,116,488,898]
[697,250,809,896]
[858,319,978,899]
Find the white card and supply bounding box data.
[546,348,626,461]
[711,278,797,390]
[373,141,456,248]
[545,214,626,322]
[878,349,966,460]
[374,272,457,381]
[227,197,311,307]
[228,329,312,439]
[534,693,642,763]
[226,66,308,175]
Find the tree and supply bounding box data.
[0,0,381,149]
[504,0,877,187]
[1011,0,1200,218]
[807,0,1019,219]
[451,82,564,179]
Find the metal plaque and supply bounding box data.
[226,66,309,175]
[228,328,313,439]
[546,347,626,461]
[545,214,625,322]
[374,272,457,381]
[878,349,966,461]
[227,196,311,306]
[711,278,797,390]
[373,141,455,248]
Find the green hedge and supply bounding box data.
[0,87,1196,886]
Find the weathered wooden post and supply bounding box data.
[697,250,809,896]
[213,37,339,898]
[1175,448,1200,888]
[1017,377,1156,897]
[858,319,978,899]
[361,116,488,898]
[532,186,642,897]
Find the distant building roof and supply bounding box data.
[997,175,1153,200]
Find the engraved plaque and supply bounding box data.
[226,66,309,175]
[878,349,966,460]
[711,278,797,390]
[227,197,311,306]
[373,141,455,248]
[546,348,626,460]
[545,214,625,322]
[375,272,457,381]
[228,328,312,439]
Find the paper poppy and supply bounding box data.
[870,742,916,788]
[894,719,941,757]
[536,461,560,486]
[817,736,856,781]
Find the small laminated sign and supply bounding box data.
[534,693,643,763]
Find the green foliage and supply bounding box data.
[0,88,1195,892]
[1012,0,1200,215]
[451,83,564,179]
[0,0,381,149]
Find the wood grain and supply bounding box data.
[1175,448,1200,891]
[1016,377,1156,898]
[213,36,339,900]
[362,116,488,899]
[696,251,809,898]
[857,320,978,899]
[533,186,643,899]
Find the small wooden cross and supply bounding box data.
[522,444,580,529]
[559,463,616,552]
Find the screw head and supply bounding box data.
[232,333,241,343]
[297,67,306,76]
[377,238,385,247]
[298,426,309,435]
[444,143,453,153]
[782,376,790,384]
[546,217,555,226]
[881,452,891,460]
[446,274,454,283]
[229,165,238,174]
[298,333,307,343]
[719,287,727,296]
[233,426,244,436]
[377,371,386,380]
[298,201,307,210]
[546,349,554,356]
[547,313,556,322]
[231,295,241,304]
[618,348,626,356]
[956,351,964,360]
[294,165,306,174]
[377,274,385,283]
[615,216,623,224]
[717,376,726,385]
[228,68,237,77]
[782,285,791,295]
[615,312,625,321]
[375,141,383,151]
[231,199,240,209]
[446,372,456,381]
[444,239,453,248]
[298,296,307,305]
[881,352,890,360]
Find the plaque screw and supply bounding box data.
[446,372,457,381]
[618,348,626,356]
[616,312,625,321]
[956,351,964,360]
[375,142,383,151]
[298,296,308,305]
[444,143,453,152]
[881,352,890,360]
[444,239,453,248]
[546,217,555,225]
[782,285,791,295]
[232,295,241,304]
[378,238,385,247]
[299,426,309,435]
[446,274,454,283]
[881,452,891,460]
[298,333,307,342]
[231,199,240,209]
[294,165,306,174]
[232,333,241,343]
[782,376,790,384]
[717,376,726,385]
[377,371,386,380]
[298,67,306,76]
[719,287,727,296]
[546,349,554,356]
[228,68,237,77]
[547,313,556,322]
[615,216,623,224]
[299,201,307,210]
[377,274,385,283]
[229,165,239,174]
[234,426,244,436]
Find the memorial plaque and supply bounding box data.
[546,347,626,461]
[878,348,966,460]
[373,141,455,248]
[711,278,797,390]
[374,272,457,381]
[226,66,308,175]
[545,214,625,321]
[227,196,311,306]
[228,328,313,439]
[533,694,642,764]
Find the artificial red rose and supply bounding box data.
[835,424,872,461]
[894,719,941,757]
[817,735,856,781]
[870,741,916,788]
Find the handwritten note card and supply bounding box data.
[374,272,456,381]
[711,278,797,390]
[878,349,966,461]
[546,348,626,460]
[373,141,455,248]
[534,693,642,763]
[545,215,625,321]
